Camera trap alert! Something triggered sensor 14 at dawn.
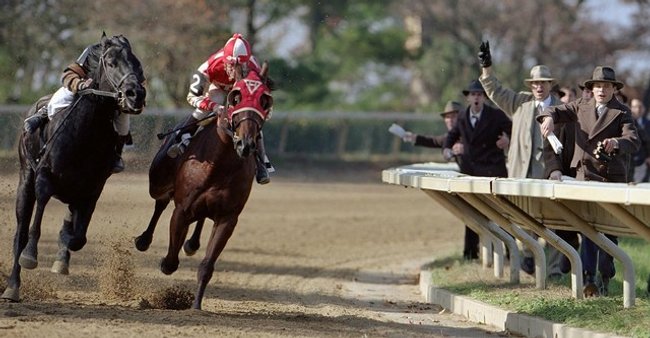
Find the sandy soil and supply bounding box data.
[0,169,509,337]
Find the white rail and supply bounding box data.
[382,163,650,308]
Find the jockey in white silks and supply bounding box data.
[24,45,136,173]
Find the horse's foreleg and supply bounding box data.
[183,218,205,256]
[160,207,190,275]
[135,199,170,251]
[193,218,238,310]
[2,170,36,302]
[18,175,53,270]
[51,211,73,275]
[63,200,98,252]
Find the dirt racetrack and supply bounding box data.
[0,166,508,337]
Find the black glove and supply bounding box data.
[478,41,492,68]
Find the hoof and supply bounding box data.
[51,260,70,275]
[183,240,199,256]
[0,288,19,302]
[134,235,151,252]
[160,258,178,275]
[67,237,87,252]
[19,253,38,270]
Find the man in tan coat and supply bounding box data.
[477,41,563,276]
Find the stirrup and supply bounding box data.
[167,142,186,158]
[262,154,275,173]
[167,133,191,158]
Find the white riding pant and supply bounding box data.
[47,86,130,136]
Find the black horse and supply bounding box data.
[1,33,146,302]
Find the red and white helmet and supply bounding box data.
[223,33,252,65]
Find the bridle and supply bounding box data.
[220,110,264,146]
[78,46,140,113]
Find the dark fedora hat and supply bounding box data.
[440,100,462,117]
[462,79,485,96]
[583,66,624,90]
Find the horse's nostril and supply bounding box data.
[125,89,136,98]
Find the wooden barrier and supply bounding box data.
[382,162,650,308]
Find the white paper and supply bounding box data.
[388,123,406,138]
[547,132,563,155]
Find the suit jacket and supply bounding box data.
[444,104,511,177]
[632,117,650,166]
[480,74,563,178]
[543,122,576,178]
[414,133,447,148]
[540,97,640,183]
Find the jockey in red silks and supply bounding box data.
[167,33,273,184]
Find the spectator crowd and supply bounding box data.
[400,40,649,297]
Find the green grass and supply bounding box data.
[430,237,650,338]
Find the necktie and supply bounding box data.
[597,105,607,118]
[536,103,543,116]
[471,114,479,128]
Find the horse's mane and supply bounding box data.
[83,44,102,81]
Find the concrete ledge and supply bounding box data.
[419,270,627,338]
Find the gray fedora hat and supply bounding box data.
[440,100,462,117]
[583,66,624,90]
[523,65,555,86]
[462,79,485,96]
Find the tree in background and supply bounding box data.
[3,0,650,111]
[0,0,86,103]
[399,0,650,112]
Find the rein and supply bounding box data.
[78,88,120,99]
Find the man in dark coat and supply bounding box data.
[444,80,512,259]
[539,66,640,296]
[543,121,581,279]
[444,80,512,176]
[402,100,462,149]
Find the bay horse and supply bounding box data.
[134,63,273,310]
[1,33,146,302]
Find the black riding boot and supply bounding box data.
[24,106,49,133]
[112,133,132,174]
[255,133,273,185]
[167,116,200,158]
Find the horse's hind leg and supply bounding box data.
[2,169,36,301]
[193,218,238,310]
[51,210,72,275]
[183,218,205,256]
[135,198,170,251]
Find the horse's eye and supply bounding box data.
[260,94,273,111]
[228,90,241,106]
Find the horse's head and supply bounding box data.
[225,62,273,158]
[94,33,147,114]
